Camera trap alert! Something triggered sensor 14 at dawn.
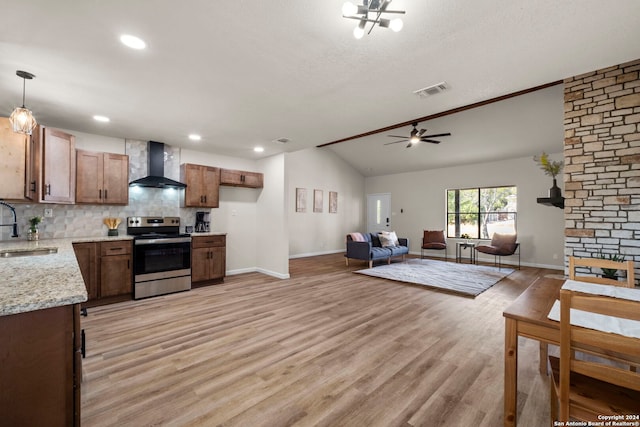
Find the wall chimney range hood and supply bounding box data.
[129,141,186,188]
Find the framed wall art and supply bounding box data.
[296,188,307,212]
[313,189,323,213]
[329,191,337,213]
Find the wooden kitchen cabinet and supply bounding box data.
[34,126,76,204]
[220,168,263,188]
[0,304,81,427]
[73,240,132,306]
[181,163,220,208]
[76,149,129,204]
[0,116,37,201]
[191,234,226,285]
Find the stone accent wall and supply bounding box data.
[564,59,640,283]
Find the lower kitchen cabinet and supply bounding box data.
[0,304,81,427]
[73,240,132,306]
[191,234,226,286]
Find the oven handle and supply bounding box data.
[134,237,192,245]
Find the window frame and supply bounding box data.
[446,185,517,239]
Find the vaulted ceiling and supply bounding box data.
[1,1,639,176]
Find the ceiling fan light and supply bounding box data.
[410,135,420,144]
[353,25,365,39]
[342,2,358,16]
[390,18,403,32]
[10,107,37,135]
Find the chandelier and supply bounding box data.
[10,70,37,135]
[342,0,405,39]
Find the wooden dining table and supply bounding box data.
[502,276,564,427]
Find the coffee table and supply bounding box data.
[455,241,476,264]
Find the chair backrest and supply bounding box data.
[568,256,635,288]
[558,288,640,421]
[489,232,518,254]
[423,230,445,244]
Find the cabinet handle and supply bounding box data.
[30,181,36,192]
[46,184,51,195]
[127,259,130,269]
[110,247,122,251]
[99,189,102,199]
[203,195,207,203]
[200,195,204,203]
[104,189,108,199]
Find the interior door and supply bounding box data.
[367,193,391,233]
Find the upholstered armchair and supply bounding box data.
[475,232,520,269]
[421,230,447,260]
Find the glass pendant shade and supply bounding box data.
[10,106,37,135]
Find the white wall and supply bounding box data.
[285,148,365,258]
[364,153,565,269]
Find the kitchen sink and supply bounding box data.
[0,248,58,258]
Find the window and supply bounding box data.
[447,186,517,239]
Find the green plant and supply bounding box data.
[598,251,625,279]
[533,152,563,178]
[28,216,42,232]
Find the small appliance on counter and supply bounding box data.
[195,211,210,232]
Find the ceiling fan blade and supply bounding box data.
[418,129,427,136]
[383,140,407,145]
[422,139,441,144]
[421,133,451,138]
[406,142,413,148]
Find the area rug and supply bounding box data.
[354,258,514,297]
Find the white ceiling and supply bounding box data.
[1,0,639,176]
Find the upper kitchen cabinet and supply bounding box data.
[0,117,37,201]
[181,163,220,208]
[34,126,76,204]
[220,168,263,188]
[76,150,129,205]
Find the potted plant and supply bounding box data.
[27,216,42,241]
[598,251,625,280]
[533,152,564,198]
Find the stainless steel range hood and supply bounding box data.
[129,141,186,188]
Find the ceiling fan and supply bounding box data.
[384,122,451,148]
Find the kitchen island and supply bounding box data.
[0,235,129,427]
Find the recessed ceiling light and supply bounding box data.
[120,34,146,50]
[93,115,110,122]
[188,134,201,141]
[254,146,264,153]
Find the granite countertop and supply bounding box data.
[0,235,132,316]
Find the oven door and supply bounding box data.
[134,237,191,281]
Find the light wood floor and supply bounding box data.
[81,254,557,426]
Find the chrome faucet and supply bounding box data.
[0,200,19,238]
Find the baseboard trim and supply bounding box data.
[408,251,563,270]
[289,249,344,259]
[225,267,290,280]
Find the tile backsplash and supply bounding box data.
[0,140,204,240]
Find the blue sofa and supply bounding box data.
[345,232,409,268]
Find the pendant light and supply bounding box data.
[10,70,37,135]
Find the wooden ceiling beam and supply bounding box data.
[316,80,563,148]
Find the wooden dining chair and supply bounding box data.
[549,288,640,424]
[569,256,635,288]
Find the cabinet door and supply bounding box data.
[103,153,129,205]
[0,305,77,426]
[241,172,263,188]
[100,254,132,297]
[191,247,211,282]
[73,242,99,300]
[202,166,220,208]
[210,246,226,279]
[182,164,204,207]
[0,117,29,200]
[41,127,76,203]
[76,150,103,204]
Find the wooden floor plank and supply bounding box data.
[81,254,554,426]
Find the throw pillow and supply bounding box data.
[379,231,399,247]
[349,232,366,242]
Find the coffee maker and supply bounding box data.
[195,211,210,232]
